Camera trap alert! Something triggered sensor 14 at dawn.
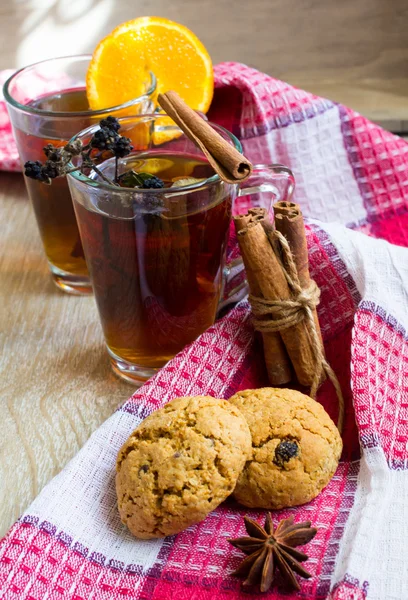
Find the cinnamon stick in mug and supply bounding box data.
[234,212,292,385]
[158,90,252,184]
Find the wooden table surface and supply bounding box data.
[0,172,132,536]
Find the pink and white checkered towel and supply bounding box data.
[1,63,408,600]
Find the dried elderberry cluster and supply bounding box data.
[25,139,84,185]
[23,116,163,189]
[89,117,132,156]
[117,171,165,189]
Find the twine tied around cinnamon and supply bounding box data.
[249,230,344,433]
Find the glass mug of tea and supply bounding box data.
[67,115,295,384]
[4,56,156,294]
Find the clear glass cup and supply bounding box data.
[3,55,156,294]
[67,115,295,384]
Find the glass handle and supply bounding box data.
[219,164,295,309]
[237,163,295,205]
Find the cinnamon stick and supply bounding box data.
[158,91,252,184]
[272,201,324,351]
[235,208,319,387]
[234,212,292,385]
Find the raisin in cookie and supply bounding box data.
[116,396,252,539]
[229,388,342,509]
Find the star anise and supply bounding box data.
[228,514,317,593]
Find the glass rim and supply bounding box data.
[3,54,157,117]
[67,116,243,194]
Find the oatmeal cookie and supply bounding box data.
[229,388,342,509]
[116,395,252,538]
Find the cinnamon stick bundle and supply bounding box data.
[234,208,321,388]
[158,91,252,184]
[234,212,292,385]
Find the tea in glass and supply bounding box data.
[4,56,156,294]
[74,153,231,370]
[14,91,90,286]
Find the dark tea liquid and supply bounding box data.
[14,89,90,282]
[73,154,232,369]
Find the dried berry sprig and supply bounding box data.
[23,116,143,187]
[100,116,121,132]
[118,171,165,189]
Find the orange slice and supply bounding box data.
[86,17,213,117]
